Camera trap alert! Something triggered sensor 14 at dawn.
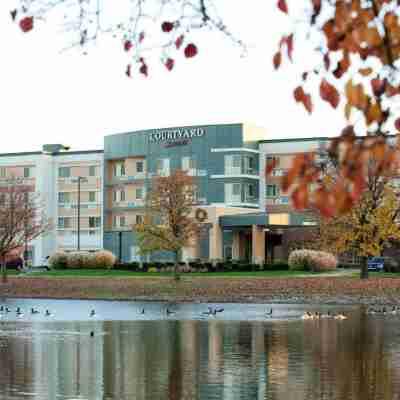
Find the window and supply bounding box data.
[156,159,164,174]
[136,187,143,200]
[233,183,241,196]
[156,158,169,176]
[113,215,126,228]
[58,192,71,203]
[89,216,101,228]
[0,168,5,178]
[245,184,256,199]
[24,167,31,178]
[266,185,280,197]
[59,167,71,178]
[89,192,96,202]
[89,166,96,177]
[135,214,144,224]
[225,183,242,203]
[113,190,125,202]
[58,217,71,229]
[182,157,196,171]
[243,156,255,175]
[136,161,144,173]
[114,162,125,177]
[225,155,242,175]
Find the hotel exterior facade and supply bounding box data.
[0,124,326,266]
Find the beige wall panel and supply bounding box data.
[252,225,265,265]
[269,213,290,225]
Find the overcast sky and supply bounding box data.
[1,0,346,153]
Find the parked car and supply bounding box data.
[5,256,24,270]
[367,257,385,271]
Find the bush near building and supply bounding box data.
[288,250,337,272]
[49,251,116,270]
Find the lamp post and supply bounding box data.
[73,176,88,251]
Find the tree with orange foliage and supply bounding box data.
[0,179,51,283]
[133,169,202,280]
[272,0,400,217]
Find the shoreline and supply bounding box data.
[1,276,400,306]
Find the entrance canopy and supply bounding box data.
[219,212,308,229]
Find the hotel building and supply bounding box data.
[0,145,104,266]
[0,124,324,266]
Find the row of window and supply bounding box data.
[224,155,256,175]
[58,191,98,203]
[58,216,101,229]
[224,183,257,203]
[113,187,144,202]
[0,166,34,178]
[113,215,143,227]
[58,165,98,178]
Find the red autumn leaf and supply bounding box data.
[312,0,322,14]
[124,40,132,52]
[139,63,148,77]
[292,185,309,210]
[277,0,288,14]
[273,51,282,70]
[175,35,184,49]
[184,43,198,58]
[293,86,313,114]
[125,64,131,77]
[320,79,340,108]
[323,54,330,70]
[314,188,335,218]
[371,78,386,97]
[19,16,33,33]
[165,58,175,71]
[395,118,400,131]
[161,21,174,33]
[266,158,278,176]
[286,34,294,61]
[10,9,17,21]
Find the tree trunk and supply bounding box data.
[360,256,369,279]
[174,250,180,281]
[1,259,7,284]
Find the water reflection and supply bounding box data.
[0,304,400,399]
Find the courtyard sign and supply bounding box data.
[149,128,205,145]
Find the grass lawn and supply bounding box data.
[17,269,333,278]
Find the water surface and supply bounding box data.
[0,299,399,400]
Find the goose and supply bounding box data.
[45,310,51,317]
[391,306,399,315]
[166,308,175,316]
[301,312,314,320]
[90,310,96,317]
[320,311,332,319]
[16,309,24,317]
[334,313,348,320]
[0,305,3,312]
[140,308,145,315]
[16,307,21,314]
[31,308,39,315]
[215,307,224,313]
[265,309,273,317]
[90,331,95,337]
[5,307,10,313]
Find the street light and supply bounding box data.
[72,176,88,251]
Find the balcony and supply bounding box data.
[107,200,145,211]
[107,174,147,186]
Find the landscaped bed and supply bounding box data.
[2,273,400,305]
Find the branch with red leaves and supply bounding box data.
[12,0,245,77]
[272,0,400,217]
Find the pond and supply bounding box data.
[0,299,399,400]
